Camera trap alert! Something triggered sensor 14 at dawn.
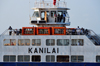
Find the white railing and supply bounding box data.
[0,29,22,36]
[1,29,9,36]
[34,1,67,8]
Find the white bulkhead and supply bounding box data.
[0,35,100,62]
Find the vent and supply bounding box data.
[31,21,37,23]
[39,21,46,23]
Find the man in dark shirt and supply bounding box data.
[8,26,12,35]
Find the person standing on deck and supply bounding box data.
[63,13,66,23]
[54,14,57,22]
[60,14,63,22]
[8,26,12,35]
[57,14,60,22]
[76,26,81,35]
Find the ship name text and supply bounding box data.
[28,48,59,53]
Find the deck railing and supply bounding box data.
[34,1,67,8]
[1,29,9,36]
[0,29,22,36]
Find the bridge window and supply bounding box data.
[41,11,45,20]
[57,55,69,62]
[18,55,30,62]
[46,55,55,62]
[4,39,16,46]
[46,39,55,46]
[18,39,30,46]
[96,56,100,62]
[71,56,84,62]
[58,11,63,15]
[33,11,39,17]
[71,39,84,46]
[57,39,69,46]
[3,55,16,62]
[32,55,41,62]
[51,11,56,17]
[41,11,49,21]
[32,39,41,46]
[46,11,50,16]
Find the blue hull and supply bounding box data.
[0,62,100,66]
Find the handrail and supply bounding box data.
[88,29,100,44]
[0,29,8,36]
[90,30,100,40]
[91,37,99,44]
[34,1,67,8]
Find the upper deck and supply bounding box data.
[30,1,70,27]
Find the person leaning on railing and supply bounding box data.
[12,29,22,35]
[72,29,76,35]
[19,29,22,35]
[84,29,89,35]
[81,27,86,35]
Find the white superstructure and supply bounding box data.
[0,0,100,63]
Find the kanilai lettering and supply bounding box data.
[28,48,59,53]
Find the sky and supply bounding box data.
[0,0,100,34]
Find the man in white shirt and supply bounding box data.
[76,26,81,35]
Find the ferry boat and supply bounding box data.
[0,0,100,66]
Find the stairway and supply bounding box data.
[87,30,100,45]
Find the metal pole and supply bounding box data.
[57,0,59,7]
[69,34,71,62]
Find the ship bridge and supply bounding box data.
[30,1,70,27]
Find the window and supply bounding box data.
[24,28,34,34]
[4,39,16,46]
[18,39,30,46]
[32,55,41,62]
[32,39,41,46]
[46,55,55,62]
[46,39,55,46]
[57,39,69,46]
[3,55,16,62]
[41,11,45,20]
[33,11,39,17]
[57,55,69,62]
[46,11,50,16]
[71,56,84,62]
[96,56,100,62]
[18,55,30,62]
[71,39,84,46]
[51,11,56,17]
[54,29,64,34]
[58,11,63,15]
[38,29,48,34]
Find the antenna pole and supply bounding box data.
[64,0,65,7]
[29,0,31,21]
